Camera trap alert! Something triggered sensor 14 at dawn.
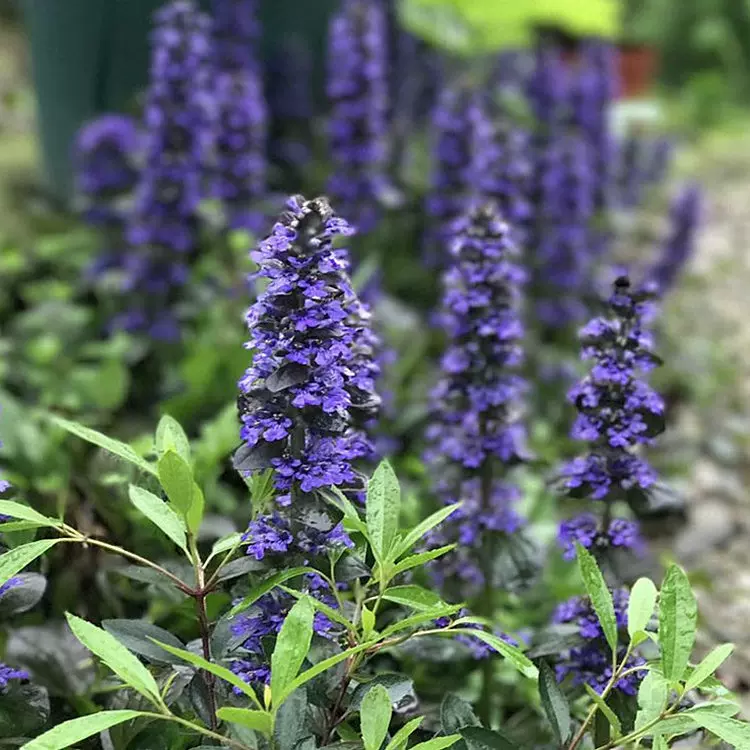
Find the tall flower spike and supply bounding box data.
[647,183,702,296]
[74,115,141,230]
[212,0,261,72]
[561,275,664,504]
[119,0,215,340]
[236,195,381,505]
[327,0,390,232]
[425,203,527,597]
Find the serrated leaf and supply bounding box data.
[659,564,697,681]
[271,597,315,708]
[392,545,457,577]
[384,716,424,750]
[217,707,273,736]
[0,500,59,528]
[627,578,658,639]
[155,415,190,462]
[128,485,187,553]
[451,629,538,679]
[367,461,401,565]
[685,643,734,692]
[382,585,446,612]
[392,504,461,559]
[361,684,392,750]
[576,544,618,654]
[229,567,317,616]
[539,661,571,744]
[584,683,621,737]
[0,540,60,587]
[102,619,185,665]
[66,614,162,705]
[49,414,156,475]
[152,639,262,708]
[19,710,146,750]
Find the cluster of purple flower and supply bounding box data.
[230,573,340,688]
[236,195,380,505]
[553,589,646,695]
[327,0,390,233]
[425,204,527,597]
[557,513,644,561]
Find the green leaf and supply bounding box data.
[576,543,618,654]
[440,694,479,734]
[366,461,401,565]
[217,707,273,737]
[0,500,60,528]
[19,710,146,750]
[410,736,461,750]
[362,605,376,638]
[685,643,734,692]
[151,639,262,708]
[65,614,162,706]
[207,532,242,562]
[378,605,462,639]
[635,670,668,732]
[460,726,520,750]
[382,585,446,612]
[361,684,392,750]
[0,540,60,587]
[230,567,317,616]
[538,661,571,744]
[583,684,621,737]
[392,504,461,559]
[49,414,157,476]
[271,596,315,708]
[280,586,353,631]
[659,564,697,681]
[384,717,424,750]
[128,486,187,553]
[323,487,368,536]
[155,415,190,462]
[102,619,185,665]
[157,450,204,533]
[392,545,457,577]
[627,578,658,639]
[451,629,538,679]
[687,713,750,749]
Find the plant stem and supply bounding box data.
[478,459,496,728]
[142,712,253,750]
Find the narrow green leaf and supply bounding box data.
[279,586,353,631]
[20,710,146,750]
[128,486,187,553]
[635,670,668,732]
[155,415,190,462]
[217,707,273,737]
[66,614,162,705]
[392,545,457,577]
[627,578,658,639]
[0,540,60,587]
[382,585,446,612]
[208,532,242,562]
[451,629,538,679]
[102,619,185,665]
[687,713,750,749]
[271,597,315,708]
[366,461,401,565]
[0,520,47,533]
[576,544,618,654]
[384,716,424,750]
[362,605,376,638]
[538,661,571,744]
[152,639,262,708]
[379,605,462,639]
[659,564,697,681]
[49,415,157,476]
[685,643,734,692]
[460,726,519,750]
[651,703,740,737]
[323,487,368,535]
[361,684,392,750]
[230,567,317,616]
[392,504,461,559]
[583,684,621,737]
[0,500,60,528]
[410,735,461,750]
[157,450,203,533]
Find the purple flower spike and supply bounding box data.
[327,0,390,232]
[425,203,527,599]
[560,276,664,503]
[647,183,702,296]
[236,195,381,504]
[558,513,645,561]
[117,0,215,339]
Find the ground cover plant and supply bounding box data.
[0,0,746,748]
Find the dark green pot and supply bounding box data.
[22,0,337,200]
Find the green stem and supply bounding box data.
[594,702,681,750]
[478,459,496,727]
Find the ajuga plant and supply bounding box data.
[116,0,215,340]
[646,184,702,296]
[212,0,268,232]
[327,0,390,233]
